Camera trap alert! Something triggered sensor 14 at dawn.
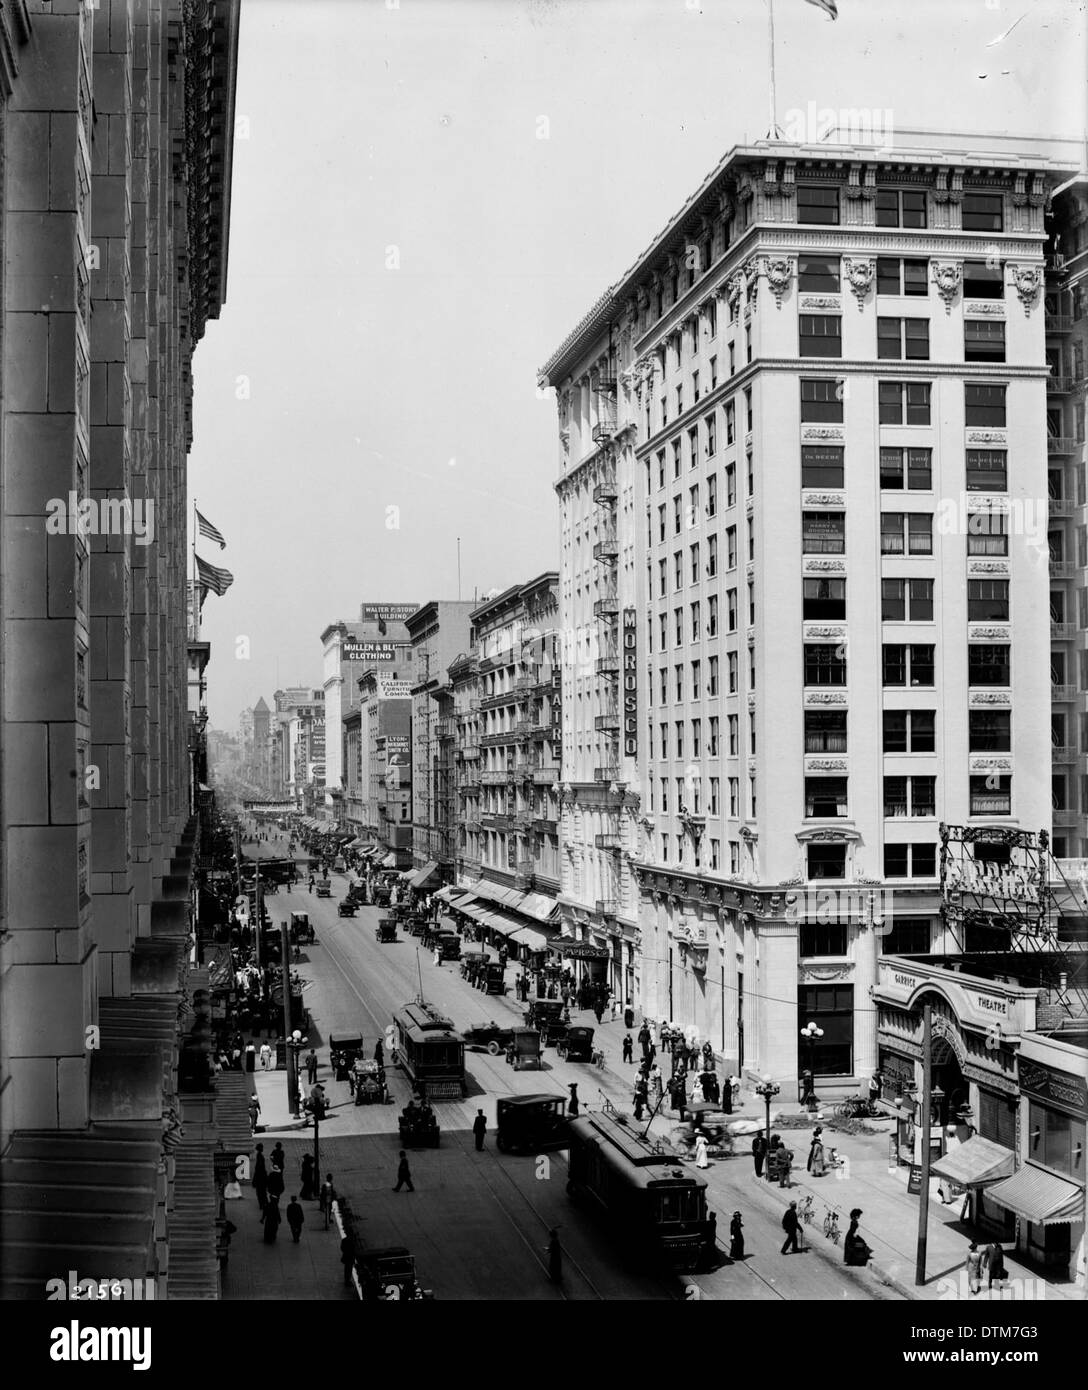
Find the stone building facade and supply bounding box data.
[0,0,240,1296]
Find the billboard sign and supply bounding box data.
[361,604,417,624]
[342,640,397,664]
[377,676,412,700]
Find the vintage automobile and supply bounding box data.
[289,911,314,945]
[504,1028,542,1071]
[462,1021,515,1056]
[337,900,358,918]
[555,1025,595,1063]
[352,1058,388,1105]
[525,998,569,1047]
[372,884,391,908]
[355,1246,432,1301]
[315,882,332,899]
[329,1032,363,1081]
[398,1101,440,1147]
[482,963,506,995]
[437,931,462,961]
[375,919,398,944]
[495,1094,570,1154]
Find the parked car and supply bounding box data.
[556,1026,595,1063]
[495,1095,569,1154]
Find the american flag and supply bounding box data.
[196,554,234,597]
[195,508,227,549]
[804,0,838,17]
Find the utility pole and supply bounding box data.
[915,1002,932,1286]
[280,922,298,1117]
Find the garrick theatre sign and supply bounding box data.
[873,958,1037,1169]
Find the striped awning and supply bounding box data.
[482,907,532,938]
[509,923,556,952]
[987,1165,1084,1226]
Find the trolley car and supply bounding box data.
[391,1002,466,1101]
[565,1112,711,1271]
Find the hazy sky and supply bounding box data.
[190,0,1086,729]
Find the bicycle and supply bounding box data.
[797,1193,816,1228]
[834,1096,879,1119]
[823,1206,842,1243]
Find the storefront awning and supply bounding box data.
[510,923,556,952]
[986,1165,1085,1226]
[930,1136,1016,1189]
[464,879,527,913]
[380,852,397,868]
[409,861,442,891]
[454,898,490,924]
[518,892,561,923]
[478,907,525,938]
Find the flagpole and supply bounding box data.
[767,0,781,140]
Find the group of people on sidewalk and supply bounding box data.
[248,1140,337,1248]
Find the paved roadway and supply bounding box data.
[239,834,899,1301]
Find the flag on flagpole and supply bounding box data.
[804,0,838,17]
[195,554,234,597]
[195,508,227,549]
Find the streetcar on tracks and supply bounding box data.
[391,1002,466,1100]
[565,1111,712,1272]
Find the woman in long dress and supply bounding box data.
[694,1133,710,1169]
[807,1127,827,1177]
[262,1195,281,1244]
[729,1212,745,1260]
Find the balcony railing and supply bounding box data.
[593,479,618,504]
[1048,497,1077,517]
[1052,745,1078,764]
[1046,314,1074,333]
[593,595,619,619]
[1051,621,1077,640]
[592,415,617,445]
[482,813,515,832]
[1047,375,1074,394]
[1052,684,1076,701]
[594,712,619,732]
[1050,559,1077,578]
[1047,436,1081,455]
[595,833,621,850]
[596,654,619,676]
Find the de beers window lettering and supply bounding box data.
[623,609,638,758]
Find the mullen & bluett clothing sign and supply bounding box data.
[622,608,637,758]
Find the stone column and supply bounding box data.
[720,911,740,1073]
[758,919,800,1093]
[741,914,757,1076]
[853,919,879,1080]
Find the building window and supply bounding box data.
[882,710,935,752]
[967,579,1009,621]
[963,259,1004,299]
[801,920,848,955]
[876,257,929,296]
[691,601,701,640]
[803,577,846,619]
[728,778,739,817]
[674,552,683,590]
[802,511,845,554]
[709,656,719,696]
[884,775,936,818]
[799,254,841,293]
[1028,1101,1083,1180]
[708,594,719,636]
[691,660,701,698]
[725,464,736,507]
[798,185,840,225]
[800,315,842,358]
[800,377,844,423]
[883,843,938,879]
[965,450,1007,491]
[876,188,927,228]
[798,984,854,1075]
[881,578,934,622]
[690,544,700,583]
[879,447,932,490]
[962,193,1003,233]
[877,317,930,361]
[969,710,1010,751]
[968,644,1010,685]
[882,643,935,687]
[707,535,719,577]
[727,713,737,755]
[879,918,933,952]
[675,664,684,700]
[965,383,1006,428]
[706,414,717,456]
[725,400,735,445]
[707,474,718,517]
[726,588,738,631]
[709,716,720,755]
[727,652,738,693]
[805,710,847,753]
[804,644,847,686]
[805,777,848,818]
[801,445,844,489]
[688,425,699,467]
[967,509,1008,556]
[658,558,667,597]
[725,528,736,569]
[879,381,931,426]
[965,320,1006,363]
[971,774,1011,815]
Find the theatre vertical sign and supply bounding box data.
[622,608,637,759]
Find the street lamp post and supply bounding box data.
[754,1073,780,1153]
[286,1027,305,1118]
[799,1021,824,1108]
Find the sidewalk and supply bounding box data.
[219,1137,355,1301]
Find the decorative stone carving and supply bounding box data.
[969,756,1012,772]
[805,757,847,772]
[965,430,1007,445]
[802,491,846,507]
[800,427,845,441]
[726,272,744,308]
[967,624,1011,641]
[843,256,875,310]
[798,293,841,312]
[1008,263,1042,313]
[931,261,962,313]
[804,691,847,705]
[802,559,846,574]
[801,965,852,982]
[761,256,793,308]
[964,302,1005,317]
[803,625,847,639]
[968,691,1011,706]
[966,560,1009,575]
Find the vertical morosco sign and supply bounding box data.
[622,608,637,758]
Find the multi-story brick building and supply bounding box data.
[405,601,474,882]
[0,0,240,1297]
[541,132,1081,1094]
